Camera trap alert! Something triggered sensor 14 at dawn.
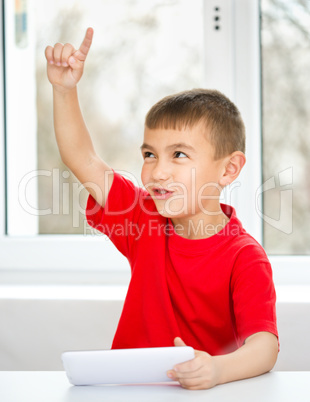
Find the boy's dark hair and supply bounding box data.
[145,88,245,160]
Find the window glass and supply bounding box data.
[261,0,310,254]
[35,0,203,234]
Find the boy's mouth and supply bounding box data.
[152,187,174,200]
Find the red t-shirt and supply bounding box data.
[86,172,278,356]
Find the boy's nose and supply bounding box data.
[151,162,171,182]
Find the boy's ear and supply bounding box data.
[219,151,246,187]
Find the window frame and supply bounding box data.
[0,0,6,237]
[0,0,309,286]
[3,0,38,236]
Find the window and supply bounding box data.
[261,0,310,255]
[1,0,205,280]
[1,0,309,285]
[35,0,204,235]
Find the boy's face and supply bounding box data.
[140,124,227,222]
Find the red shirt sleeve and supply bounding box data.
[230,244,278,345]
[85,171,146,259]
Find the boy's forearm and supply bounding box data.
[214,332,278,385]
[53,86,96,172]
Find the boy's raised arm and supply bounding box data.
[45,28,113,207]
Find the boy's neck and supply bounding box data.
[171,210,230,240]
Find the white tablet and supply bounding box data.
[62,346,195,386]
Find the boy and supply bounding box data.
[45,28,278,390]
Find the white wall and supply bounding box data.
[0,295,123,370]
[274,302,310,371]
[0,289,309,371]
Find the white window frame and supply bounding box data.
[0,0,309,286]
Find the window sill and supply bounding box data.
[276,285,310,303]
[0,284,309,304]
[0,285,128,300]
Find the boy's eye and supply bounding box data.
[144,151,155,158]
[174,151,187,158]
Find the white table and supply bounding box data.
[1,371,309,402]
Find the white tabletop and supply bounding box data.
[1,371,309,402]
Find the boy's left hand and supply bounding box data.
[167,337,220,390]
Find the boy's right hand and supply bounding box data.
[45,27,93,92]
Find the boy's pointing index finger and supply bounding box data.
[76,27,94,61]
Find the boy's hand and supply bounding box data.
[45,27,93,92]
[167,337,220,390]
[168,332,278,390]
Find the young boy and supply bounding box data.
[45,28,278,390]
